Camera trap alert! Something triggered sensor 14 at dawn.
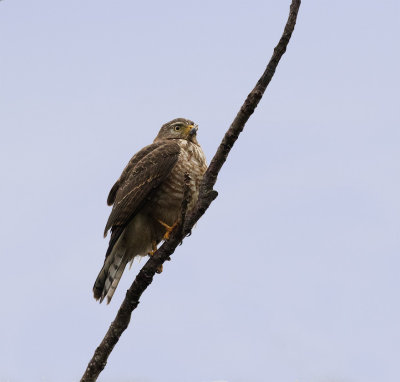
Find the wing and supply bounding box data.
[103,140,181,238]
[106,143,162,206]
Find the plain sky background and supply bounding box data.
[1,1,399,381]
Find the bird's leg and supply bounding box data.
[147,241,158,257]
[147,241,163,273]
[157,219,179,241]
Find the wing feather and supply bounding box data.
[106,143,163,206]
[103,140,181,237]
[106,181,120,206]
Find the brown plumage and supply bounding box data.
[93,118,207,303]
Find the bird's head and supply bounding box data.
[154,118,199,144]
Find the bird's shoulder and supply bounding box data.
[107,140,181,206]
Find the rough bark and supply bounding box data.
[81,1,301,380]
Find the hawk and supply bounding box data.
[93,118,207,303]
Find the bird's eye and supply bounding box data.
[174,126,181,131]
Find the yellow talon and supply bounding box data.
[147,241,158,256]
[157,219,178,240]
[147,241,162,273]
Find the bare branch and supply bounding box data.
[81,1,301,381]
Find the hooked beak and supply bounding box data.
[188,125,198,137]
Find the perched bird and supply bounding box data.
[93,118,207,303]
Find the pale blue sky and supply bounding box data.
[1,1,399,381]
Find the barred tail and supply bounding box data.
[93,245,128,304]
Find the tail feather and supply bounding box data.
[93,244,127,303]
[104,262,126,303]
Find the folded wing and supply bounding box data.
[104,141,181,242]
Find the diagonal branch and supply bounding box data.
[81,1,301,381]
